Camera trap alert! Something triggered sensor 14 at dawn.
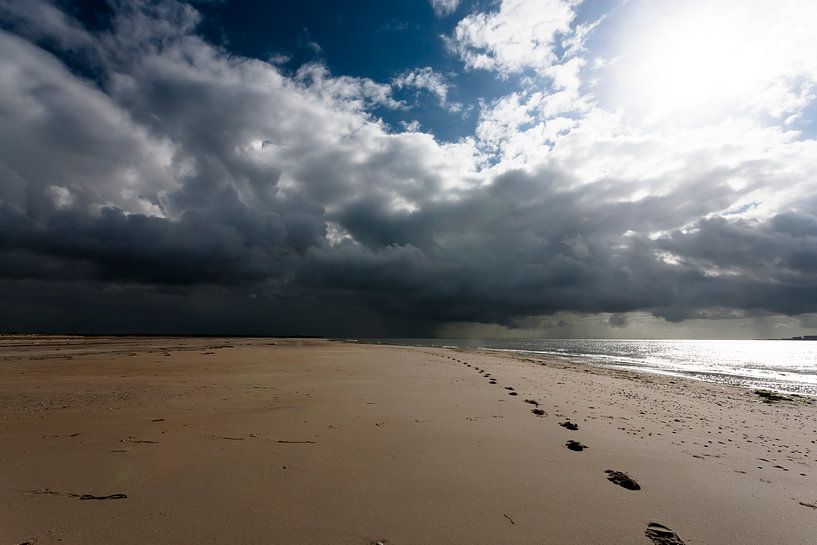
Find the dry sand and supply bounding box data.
[1,336,815,544]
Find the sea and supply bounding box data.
[359,338,817,397]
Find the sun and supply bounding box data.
[608,1,782,124]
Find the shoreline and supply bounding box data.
[1,337,815,544]
[355,338,817,398]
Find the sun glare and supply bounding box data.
[610,2,782,123]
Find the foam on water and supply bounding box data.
[363,338,817,396]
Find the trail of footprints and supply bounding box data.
[421,350,687,545]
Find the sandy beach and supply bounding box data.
[1,336,815,544]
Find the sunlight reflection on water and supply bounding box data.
[367,339,817,396]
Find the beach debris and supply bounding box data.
[30,489,68,497]
[80,493,127,500]
[604,470,641,490]
[559,421,579,431]
[753,389,791,403]
[798,500,817,509]
[531,408,545,416]
[565,440,587,451]
[503,513,516,525]
[645,522,685,545]
[29,489,126,500]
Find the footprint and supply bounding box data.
[508,392,518,396]
[645,523,685,545]
[524,399,539,406]
[559,421,579,430]
[565,440,587,451]
[504,386,515,391]
[604,470,641,490]
[531,408,545,416]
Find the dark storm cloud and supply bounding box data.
[1,0,816,335]
[654,212,817,318]
[608,313,629,328]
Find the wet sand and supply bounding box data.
[1,336,815,544]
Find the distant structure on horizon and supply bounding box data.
[781,335,817,341]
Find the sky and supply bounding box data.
[1,0,817,338]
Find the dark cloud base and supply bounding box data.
[2,173,816,336]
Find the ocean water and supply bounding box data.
[361,338,817,396]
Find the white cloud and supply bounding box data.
[446,0,578,76]
[267,52,291,65]
[447,0,595,169]
[476,91,540,146]
[562,17,603,58]
[296,63,404,111]
[400,120,422,132]
[392,67,462,112]
[429,0,460,17]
